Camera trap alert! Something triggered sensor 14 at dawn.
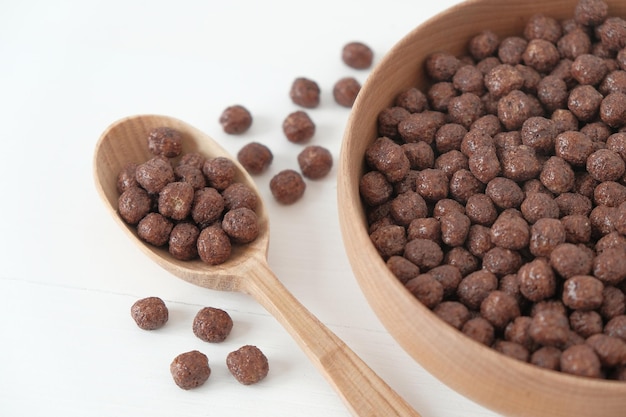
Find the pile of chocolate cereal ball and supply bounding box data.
[131,296,269,389]
[361,0,626,380]
[218,41,374,204]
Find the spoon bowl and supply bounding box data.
[93,114,420,417]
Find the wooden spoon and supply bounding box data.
[93,114,421,417]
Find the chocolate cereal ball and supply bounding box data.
[219,105,253,134]
[282,111,315,143]
[131,296,169,330]
[342,41,373,69]
[170,350,211,390]
[158,181,194,221]
[197,224,231,265]
[469,30,500,60]
[600,92,626,128]
[406,273,444,309]
[586,149,625,182]
[370,225,406,259]
[457,270,498,310]
[174,164,206,190]
[333,77,361,107]
[118,186,152,225]
[227,345,269,385]
[147,126,183,157]
[395,87,429,113]
[297,145,333,179]
[237,142,273,175]
[202,157,236,191]
[270,169,306,204]
[222,182,258,211]
[136,156,175,194]
[560,344,602,378]
[290,77,320,108]
[191,187,225,228]
[168,222,200,260]
[574,0,608,26]
[137,213,173,247]
[193,307,233,343]
[117,162,139,194]
[425,51,461,81]
[221,207,259,244]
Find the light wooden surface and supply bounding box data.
[94,114,421,416]
[339,1,626,417]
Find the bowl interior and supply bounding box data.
[338,1,626,416]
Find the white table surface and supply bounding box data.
[0,1,502,416]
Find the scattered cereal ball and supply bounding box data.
[197,224,231,265]
[118,186,152,225]
[147,126,183,157]
[297,145,333,179]
[221,207,259,243]
[168,222,200,260]
[341,41,373,69]
[289,77,320,108]
[136,156,175,194]
[269,169,306,204]
[137,213,173,247]
[282,110,315,143]
[219,105,253,134]
[237,142,273,175]
[170,350,211,390]
[193,307,234,343]
[226,345,269,385]
[130,296,169,330]
[333,77,361,107]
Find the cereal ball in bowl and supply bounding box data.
[337,1,626,417]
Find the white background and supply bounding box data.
[0,1,501,416]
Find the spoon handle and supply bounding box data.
[243,260,421,417]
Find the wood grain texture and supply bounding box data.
[93,114,421,417]
[338,1,626,417]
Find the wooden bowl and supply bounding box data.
[337,1,626,416]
